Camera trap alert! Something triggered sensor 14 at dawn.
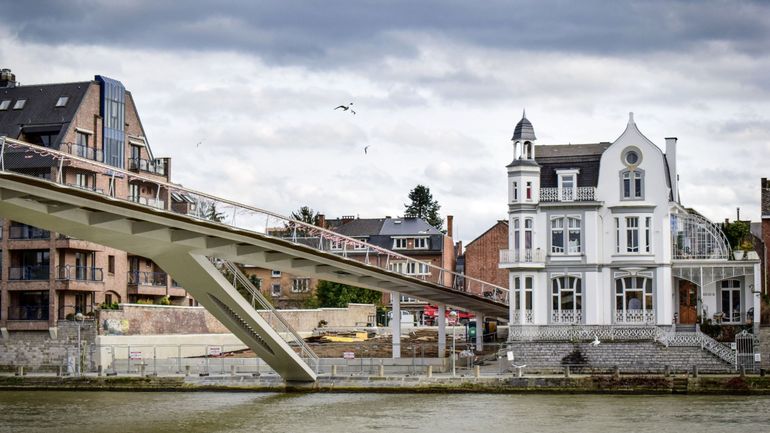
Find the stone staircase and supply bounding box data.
[502,341,733,373]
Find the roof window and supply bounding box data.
[55,96,69,107]
[0,99,9,110]
[13,99,26,110]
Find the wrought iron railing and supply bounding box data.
[8,265,50,280]
[128,195,166,210]
[540,187,596,202]
[61,142,103,162]
[128,157,167,176]
[0,136,509,307]
[7,305,49,321]
[220,260,319,371]
[56,265,104,282]
[8,225,50,239]
[499,248,546,264]
[128,271,168,286]
[615,309,655,324]
[57,304,96,320]
[670,212,731,260]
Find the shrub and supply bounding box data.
[159,296,171,306]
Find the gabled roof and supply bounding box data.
[536,142,611,188]
[328,218,385,237]
[0,81,91,144]
[328,216,443,237]
[380,217,443,236]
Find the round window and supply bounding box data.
[625,151,639,165]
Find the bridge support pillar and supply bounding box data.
[437,304,446,358]
[391,292,401,358]
[475,313,484,352]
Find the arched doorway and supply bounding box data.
[677,279,698,324]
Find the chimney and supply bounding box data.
[665,137,678,203]
[447,215,454,238]
[0,68,17,88]
[317,213,326,228]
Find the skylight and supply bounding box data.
[55,96,69,107]
[13,99,26,110]
[0,100,9,110]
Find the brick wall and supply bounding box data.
[0,321,97,371]
[464,221,509,288]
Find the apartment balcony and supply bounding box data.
[55,266,104,291]
[128,195,166,210]
[61,142,103,162]
[539,187,596,202]
[127,271,169,296]
[7,305,49,321]
[615,309,656,324]
[169,279,187,297]
[128,157,167,176]
[499,248,546,269]
[54,234,103,251]
[65,182,104,194]
[57,304,96,321]
[670,213,731,260]
[8,225,50,240]
[551,310,583,324]
[8,265,50,281]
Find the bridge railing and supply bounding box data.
[0,136,509,308]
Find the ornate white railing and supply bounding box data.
[0,137,509,308]
[539,187,596,202]
[551,310,582,324]
[656,330,736,367]
[614,309,656,324]
[509,325,661,341]
[499,248,546,265]
[511,309,534,324]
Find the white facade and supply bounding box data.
[502,113,761,328]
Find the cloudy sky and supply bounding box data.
[1,0,768,242]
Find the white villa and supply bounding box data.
[502,112,761,329]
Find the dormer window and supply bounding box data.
[0,100,10,110]
[55,96,69,107]
[414,237,428,249]
[393,238,408,249]
[556,169,580,201]
[13,99,26,110]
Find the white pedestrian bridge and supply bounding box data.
[0,137,509,382]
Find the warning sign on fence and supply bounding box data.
[129,351,143,360]
[343,351,355,360]
[207,346,223,357]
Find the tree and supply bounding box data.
[291,206,321,225]
[206,203,226,222]
[404,184,443,231]
[311,280,382,308]
[722,219,752,251]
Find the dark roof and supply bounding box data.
[0,81,91,145]
[328,218,385,237]
[512,115,536,141]
[380,217,442,236]
[536,142,611,188]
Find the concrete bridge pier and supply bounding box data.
[475,313,484,352]
[392,291,401,358]
[438,304,446,358]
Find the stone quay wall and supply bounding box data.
[0,321,97,371]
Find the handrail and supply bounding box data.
[656,329,736,367]
[220,260,319,370]
[0,136,509,307]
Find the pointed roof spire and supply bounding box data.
[512,109,536,141]
[628,112,635,124]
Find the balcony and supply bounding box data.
[128,271,168,286]
[7,305,49,321]
[65,182,104,194]
[540,187,596,202]
[58,304,96,321]
[615,309,655,324]
[499,248,546,268]
[61,142,103,162]
[128,195,166,210]
[128,157,167,176]
[551,310,583,324]
[9,265,50,280]
[670,213,731,260]
[56,265,104,282]
[9,225,50,240]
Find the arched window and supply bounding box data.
[551,275,582,323]
[615,276,654,323]
[620,169,644,200]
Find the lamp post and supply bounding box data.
[74,312,84,377]
[449,310,458,377]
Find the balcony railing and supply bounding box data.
[8,305,49,321]
[511,309,534,324]
[66,182,104,194]
[9,225,50,239]
[128,157,167,176]
[128,195,166,210]
[615,309,656,324]
[128,271,168,286]
[62,142,103,162]
[540,187,596,202]
[9,265,50,280]
[499,248,546,265]
[551,309,582,324]
[56,265,104,282]
[58,304,95,320]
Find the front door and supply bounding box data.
[678,280,698,324]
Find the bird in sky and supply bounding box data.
[364,145,370,154]
[335,102,356,115]
[196,140,204,148]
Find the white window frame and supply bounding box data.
[720,279,742,323]
[620,169,644,200]
[556,169,580,202]
[551,274,582,321]
[615,214,653,255]
[512,181,518,201]
[525,181,533,201]
[271,270,281,277]
[55,96,69,107]
[413,237,428,250]
[353,237,368,250]
[393,238,408,249]
[0,100,10,110]
[13,99,26,110]
[271,283,281,297]
[291,278,311,293]
[615,274,654,314]
[626,216,639,253]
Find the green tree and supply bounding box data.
[404,184,443,231]
[311,280,381,308]
[291,206,321,225]
[206,203,226,222]
[722,219,752,251]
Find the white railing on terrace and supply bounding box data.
[0,137,509,307]
[550,309,582,324]
[509,325,661,342]
[511,309,534,324]
[615,309,656,324]
[499,248,546,265]
[539,187,595,202]
[657,329,736,367]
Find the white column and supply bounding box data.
[754,265,762,332]
[519,275,526,324]
[391,292,401,359]
[657,266,673,325]
[438,304,446,358]
[475,313,484,351]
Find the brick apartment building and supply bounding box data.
[759,178,769,295]
[462,220,508,289]
[0,68,192,334]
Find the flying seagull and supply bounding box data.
[364,145,370,154]
[335,102,356,115]
[196,140,204,148]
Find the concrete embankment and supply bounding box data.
[2,374,770,395]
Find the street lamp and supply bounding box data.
[449,310,458,377]
[74,312,85,377]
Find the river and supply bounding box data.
[1,391,768,432]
